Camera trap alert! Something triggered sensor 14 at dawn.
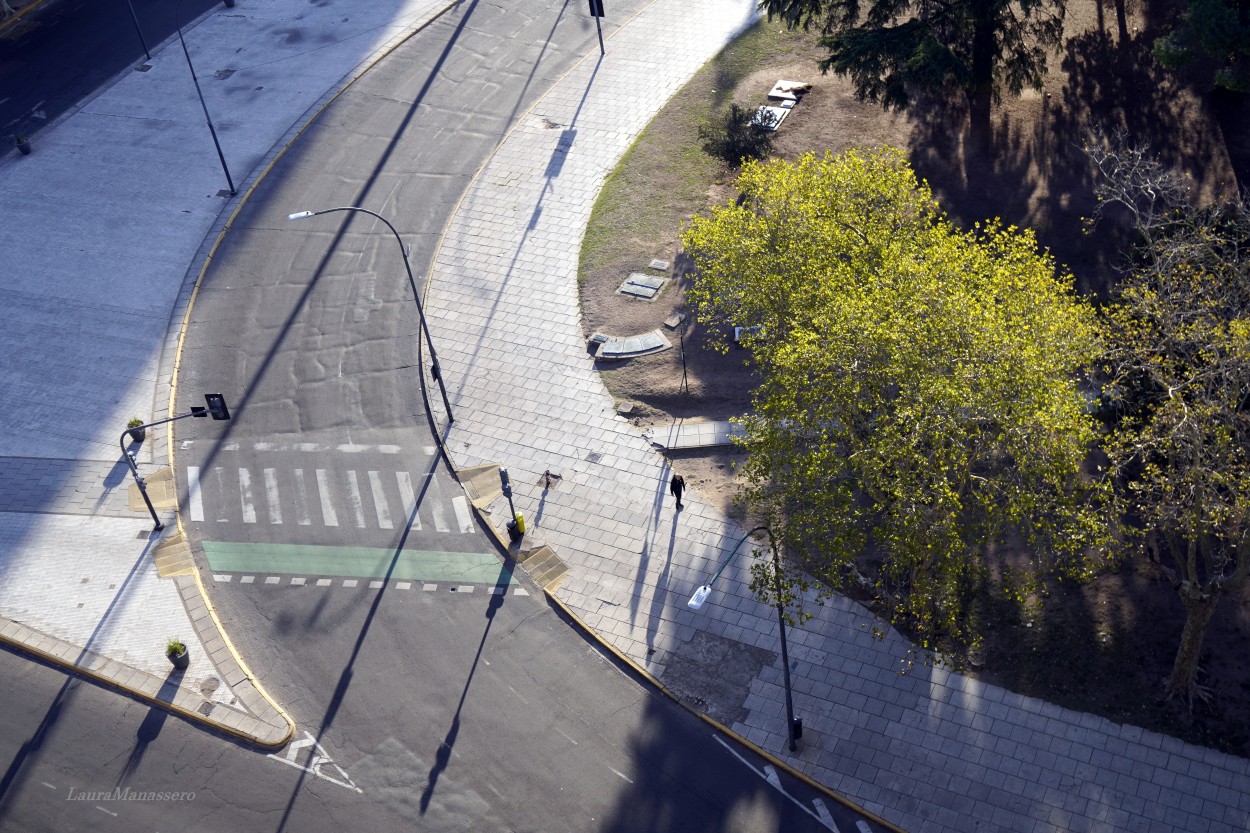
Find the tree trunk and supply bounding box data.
[967,4,996,156]
[1165,585,1220,706]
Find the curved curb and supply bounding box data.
[0,0,52,34]
[464,497,906,833]
[150,0,465,749]
[0,613,288,748]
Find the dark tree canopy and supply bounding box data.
[1153,0,1250,92]
[759,0,1066,149]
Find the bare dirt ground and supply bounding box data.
[578,3,1250,755]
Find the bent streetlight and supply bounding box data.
[689,525,802,752]
[288,206,454,423]
[123,392,231,531]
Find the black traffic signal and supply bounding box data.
[205,393,231,421]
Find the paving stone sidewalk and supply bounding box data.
[422,1,1250,832]
[0,0,458,746]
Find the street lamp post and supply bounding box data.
[288,206,454,424]
[123,393,231,531]
[689,525,802,752]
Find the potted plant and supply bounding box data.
[14,134,30,156]
[127,418,146,443]
[166,638,189,669]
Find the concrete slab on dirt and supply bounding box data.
[649,419,745,450]
[594,329,672,360]
[617,272,668,299]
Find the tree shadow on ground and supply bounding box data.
[906,28,1235,299]
[974,555,1250,757]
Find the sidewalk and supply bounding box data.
[0,0,459,745]
[422,4,1250,833]
[1,0,1249,831]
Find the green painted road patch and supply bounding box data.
[203,541,515,585]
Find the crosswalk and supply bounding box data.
[184,463,475,534]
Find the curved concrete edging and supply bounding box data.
[464,499,905,833]
[154,0,466,748]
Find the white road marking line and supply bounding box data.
[428,475,450,532]
[856,823,872,833]
[264,468,282,524]
[187,466,204,522]
[317,579,331,587]
[267,731,362,793]
[514,588,529,596]
[368,471,392,529]
[292,577,306,586]
[452,495,473,533]
[315,469,338,527]
[814,800,836,829]
[239,468,257,523]
[95,806,118,817]
[397,582,412,590]
[609,767,634,784]
[424,446,436,455]
[293,468,311,526]
[337,444,369,453]
[764,764,782,790]
[396,471,421,530]
[712,735,840,831]
[40,782,56,790]
[214,575,232,582]
[369,580,384,589]
[423,583,438,591]
[213,466,229,522]
[265,576,279,585]
[222,442,240,451]
[241,575,255,584]
[556,727,578,745]
[343,579,358,588]
[378,445,401,454]
[345,471,367,528]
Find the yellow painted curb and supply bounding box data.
[159,1,465,749]
[0,621,288,748]
[0,0,53,35]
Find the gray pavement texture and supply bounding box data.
[0,2,1249,833]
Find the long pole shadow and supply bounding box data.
[419,559,510,813]
[269,449,442,832]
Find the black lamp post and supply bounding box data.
[288,206,455,423]
[689,525,802,752]
[123,393,231,531]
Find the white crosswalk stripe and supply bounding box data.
[316,469,338,527]
[184,458,477,536]
[264,468,282,525]
[345,471,367,528]
[396,471,421,531]
[368,471,392,529]
[239,467,257,524]
[292,468,312,526]
[452,495,473,533]
[187,466,205,522]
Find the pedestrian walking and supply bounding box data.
[669,472,685,510]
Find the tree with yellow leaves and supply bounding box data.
[682,148,1110,656]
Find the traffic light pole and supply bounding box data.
[122,394,231,531]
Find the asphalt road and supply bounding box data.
[148,1,889,831]
[0,591,859,833]
[0,0,220,139]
